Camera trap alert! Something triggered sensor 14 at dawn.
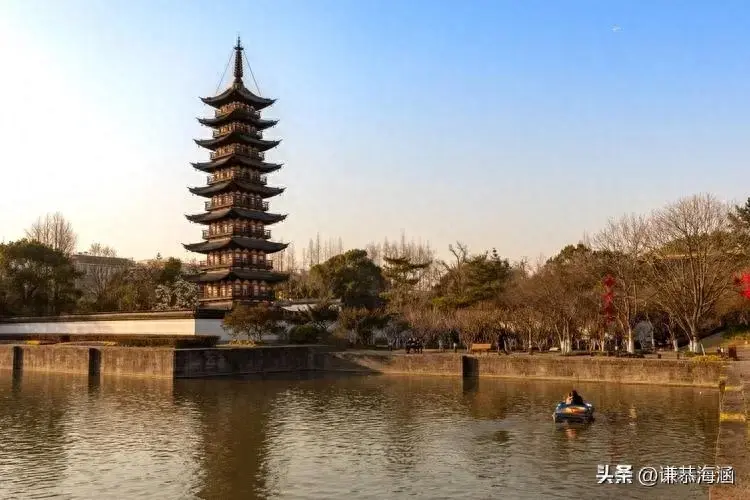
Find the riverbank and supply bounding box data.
[0,344,728,386]
[711,345,750,499]
[319,351,727,387]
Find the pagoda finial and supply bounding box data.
[233,35,244,82]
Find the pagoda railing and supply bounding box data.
[205,199,269,211]
[215,103,260,119]
[202,227,271,239]
[212,125,262,139]
[207,170,267,185]
[201,290,275,301]
[199,259,273,270]
[210,145,265,161]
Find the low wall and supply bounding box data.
[0,345,15,371]
[319,352,727,387]
[12,345,93,375]
[0,345,321,379]
[312,351,463,375]
[476,355,726,387]
[0,347,729,386]
[175,346,314,378]
[0,316,230,339]
[100,347,175,378]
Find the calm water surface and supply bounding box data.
[0,371,719,499]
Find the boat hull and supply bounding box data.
[553,403,595,423]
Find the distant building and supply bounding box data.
[71,253,134,290]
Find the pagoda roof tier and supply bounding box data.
[185,206,287,225]
[197,110,278,130]
[201,82,275,110]
[192,268,288,284]
[194,132,281,152]
[191,154,282,173]
[189,180,285,199]
[183,236,288,254]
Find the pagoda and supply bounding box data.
[184,37,288,310]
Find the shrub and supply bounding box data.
[222,304,280,342]
[288,324,324,344]
[689,354,724,363]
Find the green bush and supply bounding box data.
[288,324,325,344]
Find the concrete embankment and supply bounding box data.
[0,345,728,388]
[0,344,322,379]
[318,351,727,387]
[711,346,750,499]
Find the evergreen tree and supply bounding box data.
[381,255,431,310]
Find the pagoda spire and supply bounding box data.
[233,36,244,82]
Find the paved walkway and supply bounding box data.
[710,346,750,499]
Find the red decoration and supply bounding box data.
[735,271,750,300]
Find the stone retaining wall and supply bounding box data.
[100,347,176,378]
[0,346,729,387]
[174,346,313,378]
[318,352,726,387]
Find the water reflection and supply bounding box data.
[0,372,719,500]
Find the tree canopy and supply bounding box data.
[0,239,81,316]
[309,249,385,308]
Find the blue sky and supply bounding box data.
[1,1,749,263]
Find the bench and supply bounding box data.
[470,343,492,354]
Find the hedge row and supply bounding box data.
[0,334,219,348]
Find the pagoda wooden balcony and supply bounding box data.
[206,171,267,185]
[200,290,275,301]
[212,126,261,139]
[205,199,269,211]
[215,103,260,119]
[202,228,271,239]
[199,259,273,270]
[210,146,264,161]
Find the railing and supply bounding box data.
[210,146,265,161]
[204,199,269,211]
[199,259,273,270]
[207,170,267,185]
[202,290,274,301]
[212,126,261,139]
[202,228,271,239]
[215,103,260,119]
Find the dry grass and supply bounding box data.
[689,354,726,362]
[719,411,747,423]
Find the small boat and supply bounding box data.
[553,402,595,423]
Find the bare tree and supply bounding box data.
[25,212,77,255]
[592,213,650,353]
[644,194,744,351]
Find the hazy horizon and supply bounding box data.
[1,1,749,264]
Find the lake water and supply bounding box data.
[0,371,719,499]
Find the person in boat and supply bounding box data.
[565,390,585,406]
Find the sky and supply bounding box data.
[1,0,749,265]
